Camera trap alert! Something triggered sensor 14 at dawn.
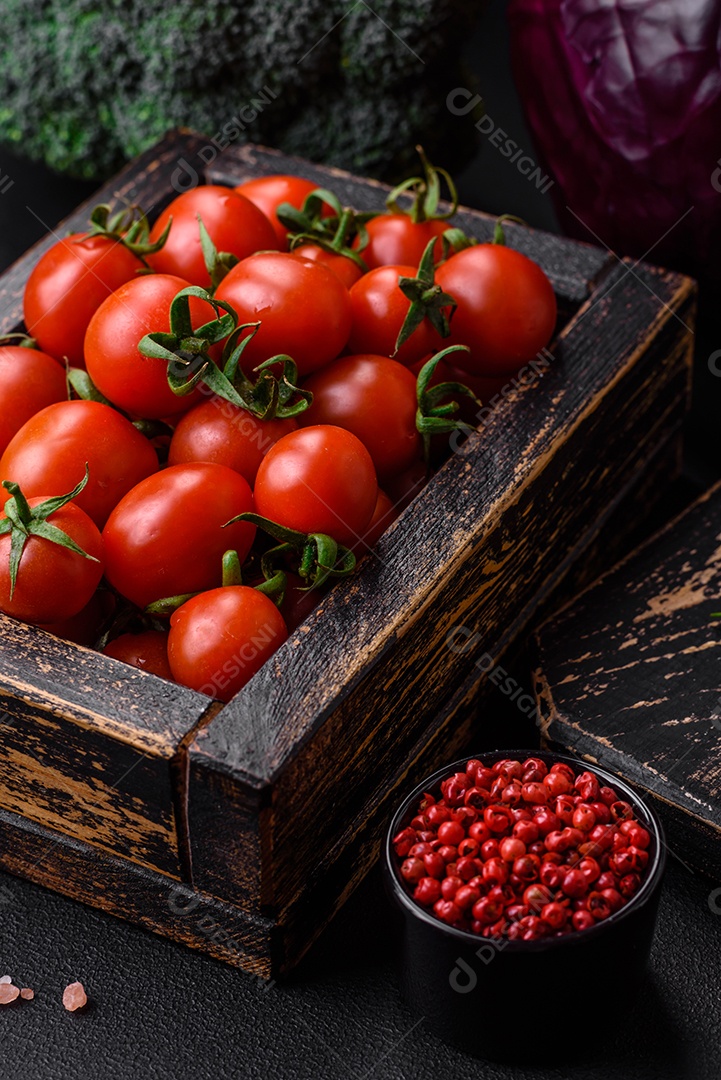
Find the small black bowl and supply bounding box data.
[383,749,666,1062]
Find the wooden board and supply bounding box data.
[534,482,721,877]
[0,616,215,877]
[0,806,276,979]
[0,130,697,974]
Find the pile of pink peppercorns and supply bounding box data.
[392,756,652,940]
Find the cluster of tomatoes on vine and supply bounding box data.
[0,150,556,702]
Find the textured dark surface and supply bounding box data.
[535,482,721,878]
[0,853,719,1080]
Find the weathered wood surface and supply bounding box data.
[189,257,695,915]
[0,616,214,877]
[0,807,276,978]
[535,482,721,877]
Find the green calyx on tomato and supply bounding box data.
[0,333,38,350]
[221,323,313,420]
[441,212,528,259]
[415,346,481,462]
[280,188,370,274]
[197,214,242,291]
[219,548,287,607]
[395,237,457,354]
[145,549,287,616]
[385,145,458,225]
[85,202,171,261]
[138,287,312,420]
[0,465,100,598]
[225,512,356,591]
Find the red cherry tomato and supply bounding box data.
[0,401,159,528]
[0,345,67,455]
[356,215,447,270]
[300,355,420,481]
[254,425,377,547]
[0,497,104,624]
[233,175,335,251]
[347,265,439,367]
[291,243,364,289]
[102,463,255,609]
[168,587,288,702]
[84,274,215,419]
[436,246,557,376]
[103,630,174,681]
[168,396,296,487]
[214,253,352,377]
[23,233,143,366]
[147,185,279,287]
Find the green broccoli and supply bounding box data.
[0,0,483,182]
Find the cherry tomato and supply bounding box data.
[102,463,255,609]
[147,185,279,287]
[300,355,420,481]
[254,425,377,547]
[168,395,296,487]
[233,175,335,251]
[168,587,287,702]
[291,243,364,289]
[347,265,439,367]
[103,630,174,681]
[214,253,352,377]
[0,345,67,455]
[356,215,447,270]
[23,233,143,366]
[0,497,104,624]
[436,246,557,376]
[0,401,159,528]
[84,274,215,419]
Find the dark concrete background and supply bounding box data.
[0,4,719,1077]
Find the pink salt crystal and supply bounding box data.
[62,981,87,1012]
[0,983,20,1005]
[0,975,11,984]
[20,988,34,1001]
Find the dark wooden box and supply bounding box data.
[534,482,721,879]
[0,130,695,977]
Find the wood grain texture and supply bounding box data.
[0,617,214,877]
[534,482,721,877]
[0,807,276,978]
[189,257,695,914]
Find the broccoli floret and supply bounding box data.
[0,0,482,181]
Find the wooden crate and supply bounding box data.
[0,130,695,977]
[534,482,721,879]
